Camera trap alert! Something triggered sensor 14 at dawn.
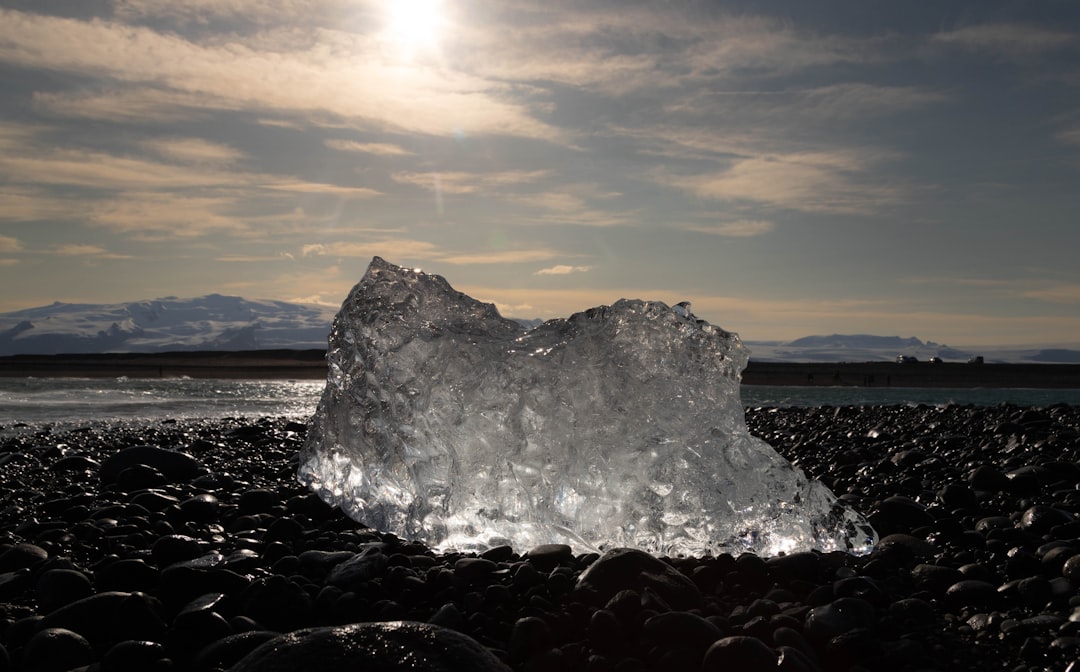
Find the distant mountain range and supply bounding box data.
[0,295,337,355]
[2,297,1078,363]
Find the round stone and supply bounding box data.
[230,621,512,672]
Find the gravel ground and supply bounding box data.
[1,403,1078,671]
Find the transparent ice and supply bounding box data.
[298,258,877,557]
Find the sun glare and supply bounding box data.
[383,0,443,58]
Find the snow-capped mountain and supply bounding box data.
[2,298,1078,363]
[744,334,1080,364]
[0,295,337,355]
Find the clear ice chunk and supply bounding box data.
[298,257,877,557]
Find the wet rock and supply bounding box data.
[35,569,93,614]
[945,580,999,610]
[574,548,702,611]
[100,445,202,485]
[100,639,168,672]
[21,627,94,672]
[804,598,876,644]
[701,635,776,672]
[0,543,48,572]
[229,621,512,671]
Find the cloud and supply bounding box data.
[143,138,246,164]
[534,265,592,276]
[33,88,235,123]
[0,9,564,141]
[300,239,442,259]
[657,153,899,214]
[214,255,291,262]
[112,0,363,26]
[439,249,560,265]
[50,244,133,260]
[1060,125,1080,147]
[0,235,22,253]
[1019,284,1080,304]
[931,23,1077,57]
[0,144,376,196]
[299,241,564,266]
[683,220,775,237]
[391,170,552,195]
[0,187,83,222]
[324,139,413,156]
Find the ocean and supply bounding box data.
[1,377,1079,429]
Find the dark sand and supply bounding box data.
[2,350,1079,388]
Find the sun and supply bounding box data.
[382,0,443,59]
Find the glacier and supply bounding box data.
[298,257,877,557]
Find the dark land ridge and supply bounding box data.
[1,350,1079,388]
[3,404,1080,671]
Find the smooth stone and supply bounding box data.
[194,631,281,671]
[93,559,160,593]
[152,535,212,567]
[100,639,167,672]
[453,558,499,584]
[100,445,202,485]
[873,534,937,561]
[35,569,93,614]
[0,543,48,572]
[804,598,876,643]
[21,627,94,672]
[239,575,313,632]
[116,465,170,491]
[967,466,1011,492]
[701,636,777,672]
[1020,506,1074,535]
[574,548,703,611]
[524,544,573,571]
[508,616,553,661]
[37,591,132,647]
[130,490,180,512]
[325,546,389,588]
[642,610,723,651]
[49,455,101,473]
[238,489,281,515]
[910,564,963,595]
[1063,555,1080,585]
[945,580,999,610]
[180,494,221,523]
[765,552,821,583]
[0,569,32,601]
[229,621,512,672]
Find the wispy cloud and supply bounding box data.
[300,239,442,259]
[931,23,1077,57]
[297,240,561,266]
[392,170,551,195]
[1019,284,1080,304]
[142,138,245,164]
[50,244,133,260]
[0,235,22,253]
[534,264,592,276]
[324,139,413,156]
[682,220,775,237]
[439,249,560,265]
[657,153,899,214]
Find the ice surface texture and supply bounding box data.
[299,258,877,557]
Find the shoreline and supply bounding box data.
[1,350,1080,389]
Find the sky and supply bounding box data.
[1,0,1078,347]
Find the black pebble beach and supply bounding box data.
[2,403,1080,671]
